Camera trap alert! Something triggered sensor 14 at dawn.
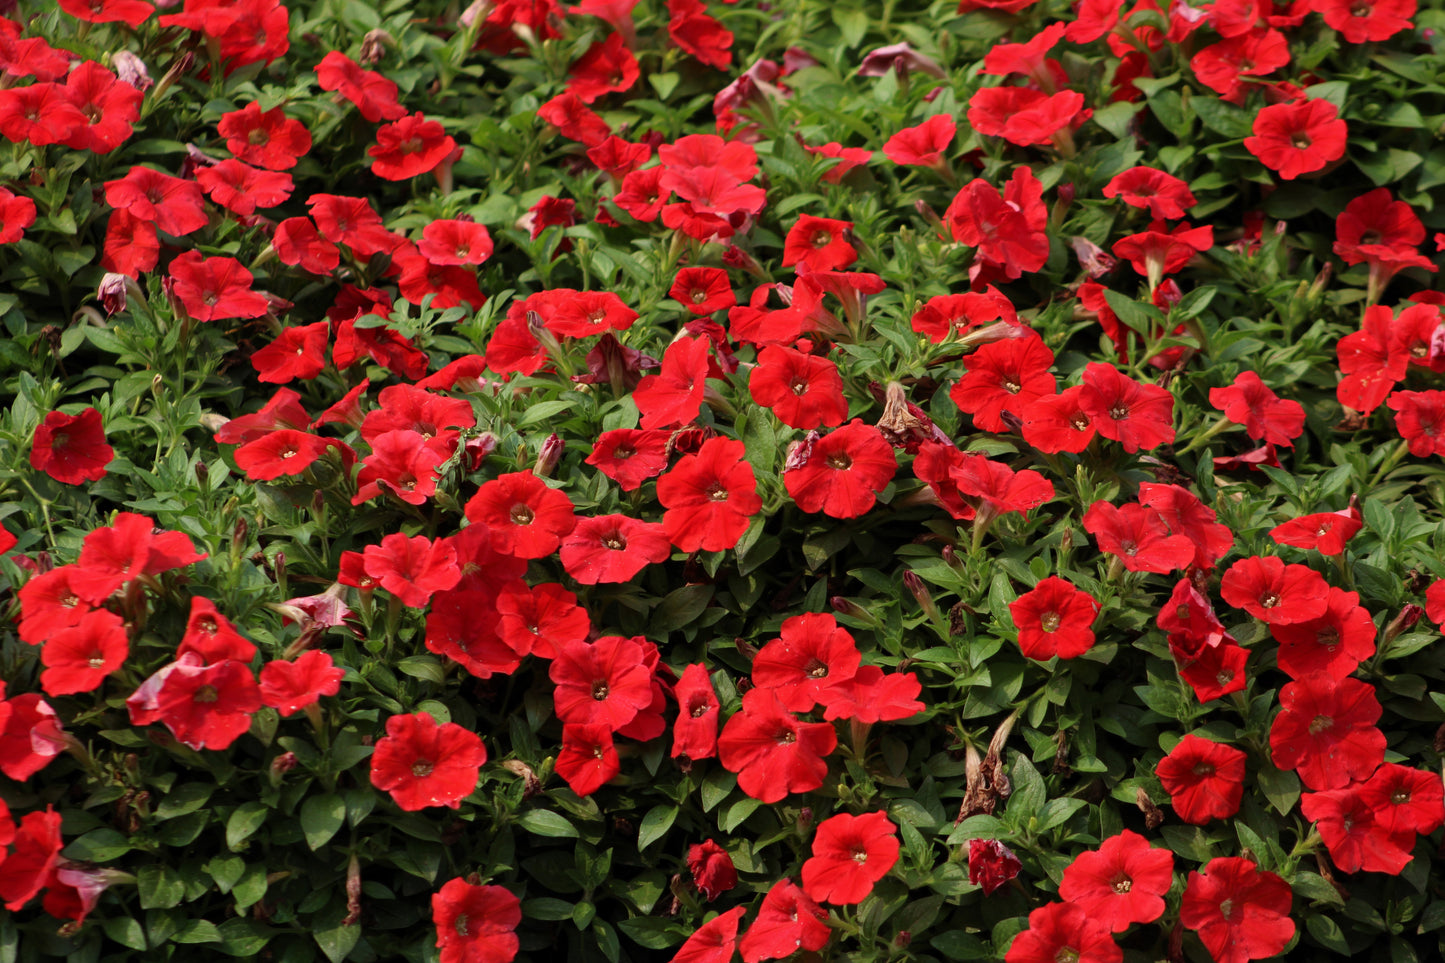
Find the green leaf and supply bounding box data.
[207,856,245,894]
[65,828,132,861]
[314,923,360,963]
[227,803,268,851]
[523,897,575,921]
[395,655,447,684]
[103,917,147,951]
[1307,913,1351,954]
[700,770,735,814]
[719,796,759,833]
[617,917,687,950]
[301,794,346,851]
[1256,766,1300,815]
[517,809,580,838]
[637,805,678,852]
[653,584,714,633]
[1006,755,1045,821]
[172,920,222,944]
[138,864,186,910]
[1160,824,1215,863]
[1103,289,1163,337]
[833,6,869,47]
[155,783,214,819]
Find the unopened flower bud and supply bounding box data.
[904,570,940,621]
[98,273,129,315]
[111,50,153,89]
[1383,604,1425,645]
[271,751,298,775]
[533,433,564,477]
[1136,787,1164,829]
[359,29,393,67]
[830,596,868,620]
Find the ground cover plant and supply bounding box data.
[4,0,1445,960]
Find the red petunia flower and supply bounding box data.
[1111,221,1213,288]
[717,687,837,803]
[968,838,1022,895]
[633,335,710,429]
[1059,830,1173,932]
[673,906,746,963]
[944,166,1049,280]
[59,61,144,154]
[911,287,1019,344]
[1010,577,1098,660]
[1387,390,1445,458]
[783,420,898,519]
[41,608,128,696]
[657,437,761,552]
[748,345,848,430]
[1004,901,1122,963]
[1337,305,1408,414]
[0,186,36,244]
[1103,166,1196,219]
[196,159,294,216]
[128,654,263,751]
[1300,785,1413,875]
[545,289,639,339]
[550,635,655,731]
[672,663,721,760]
[168,251,270,323]
[950,333,1057,433]
[1315,0,1415,43]
[0,690,65,780]
[274,217,340,275]
[687,840,737,900]
[1021,386,1096,454]
[585,428,671,490]
[1137,483,1234,570]
[1359,762,1445,836]
[1180,858,1294,963]
[178,596,256,665]
[251,322,329,384]
[802,811,900,905]
[58,0,155,27]
[1155,733,1247,824]
[419,219,494,266]
[1209,370,1306,446]
[353,430,446,506]
[31,407,113,485]
[1270,503,1364,556]
[431,878,521,963]
[234,429,340,482]
[559,514,671,584]
[370,712,487,811]
[0,808,63,912]
[670,266,736,316]
[1270,673,1386,790]
[667,0,733,71]
[567,32,639,103]
[218,102,311,171]
[70,512,206,604]
[821,665,924,723]
[1078,363,1175,453]
[464,471,577,559]
[738,879,830,963]
[751,612,861,713]
[883,114,956,169]
[1220,555,1330,625]
[1244,98,1347,180]
[967,86,1088,149]
[783,215,857,273]
[538,91,612,147]
[369,113,457,180]
[259,651,344,716]
[103,165,207,236]
[1083,501,1196,574]
[555,722,621,796]
[1271,586,1376,679]
[361,533,461,608]
[315,51,406,123]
